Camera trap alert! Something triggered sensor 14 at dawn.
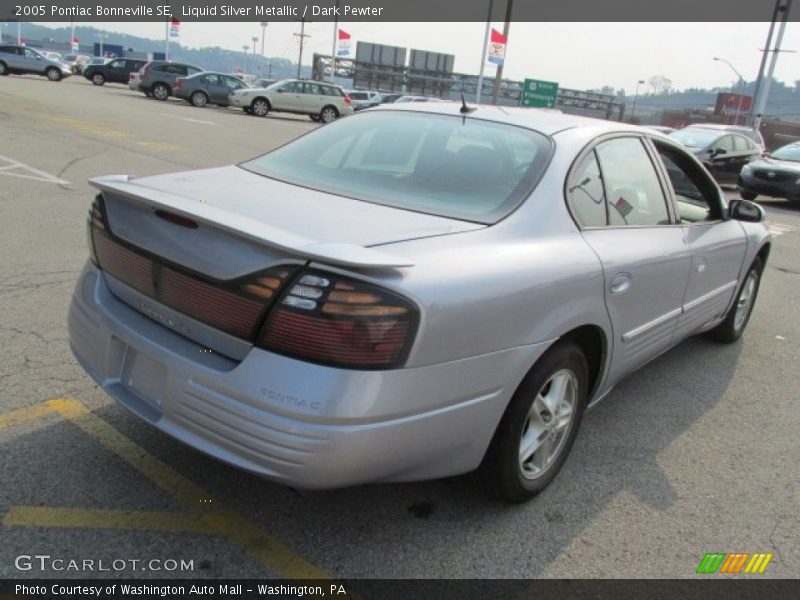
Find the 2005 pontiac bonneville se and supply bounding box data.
[68,104,770,502]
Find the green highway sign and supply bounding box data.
[521,78,559,108]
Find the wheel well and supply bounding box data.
[153,81,170,92]
[756,243,771,272]
[322,104,338,114]
[251,96,270,107]
[558,325,606,401]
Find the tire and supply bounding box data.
[740,191,757,201]
[319,105,338,124]
[481,341,589,503]
[145,91,154,98]
[250,97,270,117]
[309,115,321,122]
[152,83,170,101]
[0,61,8,76]
[45,67,62,82]
[190,91,208,108]
[91,73,105,86]
[706,257,763,343]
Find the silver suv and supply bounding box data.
[0,45,73,81]
[229,79,354,123]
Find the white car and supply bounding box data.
[347,90,381,111]
[229,78,354,123]
[128,71,141,91]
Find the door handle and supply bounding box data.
[610,273,632,294]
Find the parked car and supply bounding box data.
[70,105,769,502]
[63,54,91,74]
[347,90,381,111]
[738,141,800,203]
[42,50,63,61]
[668,128,762,184]
[0,45,73,80]
[394,95,446,103]
[83,57,147,86]
[376,93,403,104]
[251,78,277,88]
[646,125,675,135]
[229,78,353,123]
[174,71,249,107]
[686,123,766,152]
[84,57,110,68]
[138,61,204,100]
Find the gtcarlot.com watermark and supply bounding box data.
[15,554,194,572]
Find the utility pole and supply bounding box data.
[749,0,783,127]
[752,0,793,131]
[491,0,513,105]
[330,0,340,82]
[260,22,268,76]
[476,0,495,105]
[294,18,311,79]
[17,20,21,45]
[242,45,249,74]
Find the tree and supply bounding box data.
[649,75,672,95]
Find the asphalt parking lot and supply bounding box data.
[1,74,799,580]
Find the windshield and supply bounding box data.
[668,129,720,149]
[769,144,800,162]
[242,111,552,224]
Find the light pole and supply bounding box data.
[260,22,268,76]
[97,33,107,57]
[242,44,249,74]
[713,57,746,124]
[631,79,645,121]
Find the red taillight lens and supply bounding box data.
[88,196,295,340]
[257,270,418,369]
[343,95,352,106]
[175,78,183,90]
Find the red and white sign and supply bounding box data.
[71,36,79,53]
[169,19,181,39]
[337,29,351,56]
[487,28,507,66]
[715,92,753,117]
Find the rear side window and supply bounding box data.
[568,151,607,228]
[243,111,552,224]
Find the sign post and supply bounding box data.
[521,78,559,108]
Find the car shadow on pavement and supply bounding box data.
[73,333,741,578]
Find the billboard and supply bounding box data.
[715,93,753,117]
[407,49,454,97]
[353,41,406,91]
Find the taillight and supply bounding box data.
[257,270,419,369]
[129,72,135,80]
[175,78,183,90]
[343,95,351,106]
[88,195,296,340]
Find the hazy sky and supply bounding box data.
[27,21,800,93]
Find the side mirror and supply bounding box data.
[729,199,764,223]
[709,147,727,157]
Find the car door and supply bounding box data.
[105,59,126,83]
[200,74,223,102]
[22,47,45,73]
[0,46,22,70]
[271,81,303,111]
[568,136,693,378]
[705,134,737,183]
[303,82,326,115]
[649,138,748,341]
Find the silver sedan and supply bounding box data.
[68,104,770,502]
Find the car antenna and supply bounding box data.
[460,93,476,114]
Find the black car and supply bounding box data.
[668,128,762,184]
[139,61,204,100]
[83,58,147,86]
[738,141,800,203]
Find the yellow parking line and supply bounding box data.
[45,397,331,579]
[2,506,210,534]
[46,398,208,508]
[0,403,55,431]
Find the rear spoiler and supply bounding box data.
[89,175,415,269]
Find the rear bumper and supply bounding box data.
[68,263,544,489]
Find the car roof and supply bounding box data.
[369,102,646,137]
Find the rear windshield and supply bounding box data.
[769,144,800,162]
[668,129,720,149]
[242,111,552,224]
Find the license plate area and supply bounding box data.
[121,346,167,411]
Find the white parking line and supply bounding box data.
[766,221,797,237]
[0,154,69,185]
[160,113,218,126]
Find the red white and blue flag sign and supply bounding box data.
[169,19,181,38]
[71,36,79,52]
[487,28,507,65]
[337,29,351,56]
